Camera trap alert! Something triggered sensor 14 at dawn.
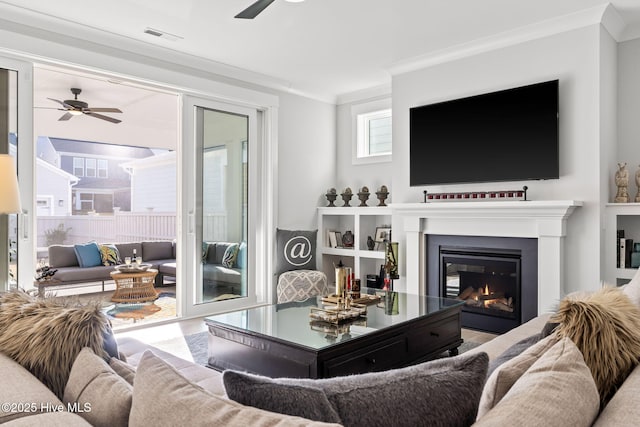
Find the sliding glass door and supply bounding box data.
[0,57,34,292]
[182,96,261,316]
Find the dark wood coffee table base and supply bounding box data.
[206,304,462,379]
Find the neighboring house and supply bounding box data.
[120,151,177,212]
[35,158,78,216]
[37,137,156,214]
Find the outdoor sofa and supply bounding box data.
[44,240,243,296]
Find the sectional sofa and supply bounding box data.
[43,240,243,297]
[5,278,640,425]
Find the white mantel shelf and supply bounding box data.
[391,200,582,314]
[390,200,582,218]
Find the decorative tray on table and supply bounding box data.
[309,303,367,324]
[321,294,381,305]
[114,264,152,273]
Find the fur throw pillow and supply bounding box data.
[551,287,640,405]
[0,289,109,399]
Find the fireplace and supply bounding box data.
[427,235,538,334]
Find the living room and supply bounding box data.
[2,1,640,426]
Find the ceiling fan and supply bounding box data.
[47,88,123,124]
[235,0,303,19]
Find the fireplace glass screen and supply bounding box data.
[441,249,520,321]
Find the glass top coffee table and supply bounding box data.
[204,290,464,378]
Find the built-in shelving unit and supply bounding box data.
[317,206,391,288]
[604,203,640,285]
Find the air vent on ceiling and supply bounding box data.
[143,27,183,42]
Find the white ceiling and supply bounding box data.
[2,0,640,103]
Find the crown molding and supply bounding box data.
[336,83,392,106]
[0,2,337,104]
[389,4,617,76]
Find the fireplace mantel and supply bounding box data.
[391,200,582,314]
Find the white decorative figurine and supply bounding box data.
[615,162,630,203]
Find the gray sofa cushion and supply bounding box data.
[203,264,241,284]
[49,245,80,268]
[204,242,235,265]
[51,266,114,283]
[142,241,173,261]
[114,243,143,259]
[223,351,489,427]
[158,262,176,276]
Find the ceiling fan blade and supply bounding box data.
[85,107,123,113]
[85,111,122,124]
[48,97,74,109]
[235,0,276,19]
[58,112,74,121]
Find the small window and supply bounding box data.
[359,109,392,156]
[352,98,392,165]
[73,157,84,177]
[85,159,96,177]
[97,159,108,178]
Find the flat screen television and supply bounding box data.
[409,80,559,186]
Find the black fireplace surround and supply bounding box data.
[426,235,538,334]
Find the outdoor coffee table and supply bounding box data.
[110,269,158,303]
[204,291,464,379]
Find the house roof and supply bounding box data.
[48,137,155,159]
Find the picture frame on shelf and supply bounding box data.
[374,226,391,243]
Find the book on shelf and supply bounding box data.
[328,230,338,248]
[617,230,625,268]
[620,237,633,269]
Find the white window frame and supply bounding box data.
[73,157,84,177]
[97,159,108,178]
[85,158,96,177]
[351,97,392,165]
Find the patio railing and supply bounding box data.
[37,211,228,249]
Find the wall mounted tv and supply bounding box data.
[410,79,559,186]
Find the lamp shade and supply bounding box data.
[0,154,21,214]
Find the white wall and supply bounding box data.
[337,25,615,295]
[276,92,336,230]
[131,161,177,212]
[617,38,640,187]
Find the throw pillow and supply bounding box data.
[109,357,136,386]
[63,348,132,427]
[623,266,640,307]
[474,338,599,427]
[129,350,340,427]
[222,243,240,268]
[99,243,121,266]
[0,289,111,399]
[223,352,489,427]
[236,241,247,269]
[74,242,103,268]
[275,229,317,276]
[551,286,640,405]
[486,333,542,378]
[477,333,560,418]
[202,242,210,263]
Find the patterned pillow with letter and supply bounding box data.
[275,229,317,276]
